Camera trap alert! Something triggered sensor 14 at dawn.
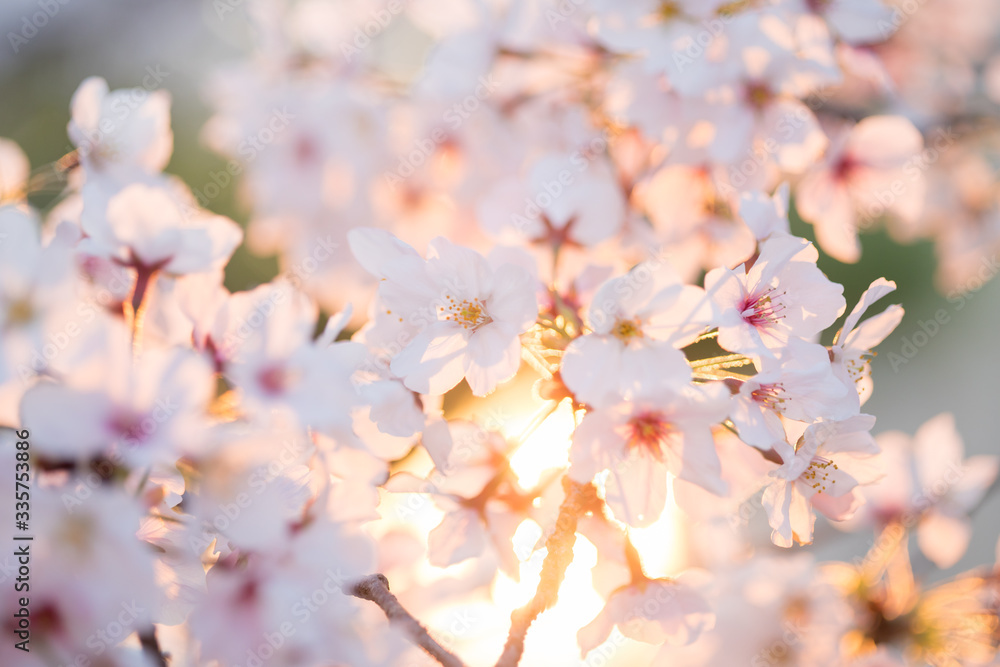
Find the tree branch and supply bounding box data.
[494,478,598,667]
[350,574,466,667]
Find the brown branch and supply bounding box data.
[494,478,598,667]
[350,574,466,667]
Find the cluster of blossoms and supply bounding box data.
[2,0,1000,666]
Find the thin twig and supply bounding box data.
[349,574,466,667]
[494,478,598,667]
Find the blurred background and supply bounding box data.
[1,0,998,625]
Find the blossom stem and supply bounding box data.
[688,353,754,370]
[495,478,598,667]
[349,574,466,667]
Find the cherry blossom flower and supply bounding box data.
[560,259,717,408]
[578,575,714,657]
[706,236,846,359]
[654,555,853,666]
[68,76,173,177]
[19,323,215,466]
[797,116,925,263]
[762,415,881,547]
[80,181,242,278]
[830,277,904,410]
[736,183,791,242]
[729,340,853,460]
[570,384,730,526]
[384,420,531,578]
[477,151,626,247]
[221,285,369,435]
[632,165,756,278]
[348,228,538,396]
[848,413,999,568]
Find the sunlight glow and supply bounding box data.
[627,483,686,578]
[507,399,578,489]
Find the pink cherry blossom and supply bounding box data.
[348,228,538,396]
[706,236,846,359]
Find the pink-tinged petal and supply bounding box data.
[476,178,540,239]
[604,455,669,527]
[797,169,859,263]
[760,100,827,174]
[639,165,710,234]
[749,235,816,287]
[485,507,524,580]
[825,1,896,44]
[811,487,864,521]
[643,285,718,347]
[347,227,420,278]
[561,334,626,408]
[730,391,786,449]
[577,604,616,657]
[837,278,898,344]
[383,471,437,494]
[773,260,846,338]
[847,116,924,170]
[618,342,692,399]
[844,304,904,355]
[833,451,884,487]
[807,414,878,455]
[463,324,521,396]
[427,510,486,567]
[648,580,715,645]
[763,480,795,548]
[918,511,972,569]
[949,456,1000,511]
[569,408,622,484]
[418,419,453,472]
[166,214,243,275]
[913,413,964,491]
[487,262,538,331]
[68,76,109,139]
[0,139,29,199]
[391,324,468,395]
[426,236,494,298]
[587,264,658,330]
[788,484,817,545]
[20,384,115,458]
[666,426,727,497]
[704,266,746,320]
[717,318,771,358]
[738,184,790,240]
